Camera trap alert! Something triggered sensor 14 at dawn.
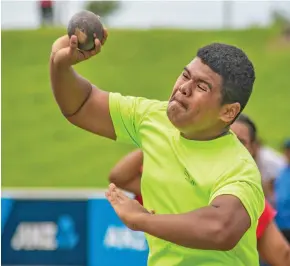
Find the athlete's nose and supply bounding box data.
[179,81,192,97]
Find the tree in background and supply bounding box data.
[86,1,120,23]
[271,9,290,42]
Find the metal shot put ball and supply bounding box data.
[67,10,104,51]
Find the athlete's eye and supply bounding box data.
[197,85,207,91]
[182,72,189,79]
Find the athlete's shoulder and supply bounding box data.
[109,92,167,121]
[136,99,173,137]
[229,131,257,163]
[139,99,169,123]
[111,92,166,110]
[139,98,167,114]
[222,132,261,179]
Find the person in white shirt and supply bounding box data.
[254,139,287,204]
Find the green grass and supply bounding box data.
[2,27,290,188]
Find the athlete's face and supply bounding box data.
[230,121,255,157]
[167,57,240,137]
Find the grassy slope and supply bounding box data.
[2,27,290,188]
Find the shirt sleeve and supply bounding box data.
[109,92,161,147]
[256,201,276,239]
[209,159,265,226]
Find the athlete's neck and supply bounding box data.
[180,127,230,141]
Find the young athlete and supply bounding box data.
[50,32,264,265]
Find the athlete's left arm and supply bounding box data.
[136,161,264,251]
[108,160,264,251]
[138,194,251,250]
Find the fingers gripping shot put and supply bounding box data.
[50,10,264,266]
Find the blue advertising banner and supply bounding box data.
[88,199,149,266]
[1,198,87,266]
[1,192,149,266]
[1,191,268,266]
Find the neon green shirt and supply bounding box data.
[109,92,265,266]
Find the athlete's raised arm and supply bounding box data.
[49,32,116,140]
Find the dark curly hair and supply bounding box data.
[197,43,255,114]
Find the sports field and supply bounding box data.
[2,26,290,188]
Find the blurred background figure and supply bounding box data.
[109,149,143,202]
[232,116,290,266]
[254,138,287,205]
[275,139,290,244]
[39,0,54,27]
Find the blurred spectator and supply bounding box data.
[275,138,290,243]
[39,0,54,27]
[282,25,290,42]
[254,138,287,205]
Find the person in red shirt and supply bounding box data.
[257,201,276,239]
[39,0,54,26]
[109,114,290,265]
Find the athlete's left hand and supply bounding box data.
[106,183,153,231]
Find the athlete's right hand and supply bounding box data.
[51,29,108,66]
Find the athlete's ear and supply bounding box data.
[219,103,241,124]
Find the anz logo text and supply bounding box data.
[11,215,79,251]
